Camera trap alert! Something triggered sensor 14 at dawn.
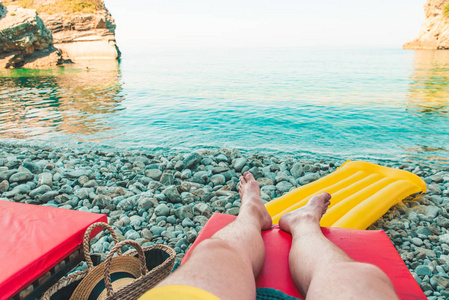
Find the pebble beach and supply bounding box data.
[1,143,449,299]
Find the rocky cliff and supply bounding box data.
[0,2,62,68]
[41,7,120,60]
[404,0,449,50]
[0,0,119,69]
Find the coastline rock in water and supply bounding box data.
[42,6,120,61]
[403,0,449,49]
[0,4,62,68]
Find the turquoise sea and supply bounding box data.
[0,48,448,166]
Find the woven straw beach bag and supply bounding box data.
[41,222,176,300]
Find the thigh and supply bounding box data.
[157,239,257,300]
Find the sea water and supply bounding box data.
[0,48,448,166]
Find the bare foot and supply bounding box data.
[238,172,272,230]
[278,193,331,234]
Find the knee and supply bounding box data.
[193,238,239,257]
[351,263,394,287]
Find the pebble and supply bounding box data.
[0,180,9,193]
[183,152,201,169]
[64,169,91,179]
[163,186,181,203]
[0,144,447,298]
[155,204,170,216]
[416,265,433,276]
[145,169,162,181]
[290,162,303,178]
[276,181,293,192]
[29,185,52,198]
[9,172,34,183]
[299,173,320,185]
[233,158,247,172]
[38,172,53,186]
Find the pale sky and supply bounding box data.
[105,0,426,51]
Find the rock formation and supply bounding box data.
[404,0,449,50]
[41,7,120,61]
[0,0,119,69]
[0,2,62,68]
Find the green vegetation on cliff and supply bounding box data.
[3,0,104,14]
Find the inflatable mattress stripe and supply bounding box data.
[266,161,427,230]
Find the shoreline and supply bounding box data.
[1,143,448,298]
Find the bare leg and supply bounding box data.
[279,193,399,300]
[155,172,272,300]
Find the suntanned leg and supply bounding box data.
[279,193,399,300]
[155,172,272,300]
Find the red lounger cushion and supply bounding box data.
[182,213,426,300]
[0,201,107,299]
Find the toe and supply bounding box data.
[240,175,247,184]
[244,172,254,181]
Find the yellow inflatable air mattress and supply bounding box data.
[265,161,426,230]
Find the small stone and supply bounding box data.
[167,215,177,224]
[137,197,154,210]
[233,158,247,172]
[192,171,208,184]
[64,169,91,179]
[226,207,240,215]
[78,175,89,186]
[175,205,194,219]
[231,148,243,159]
[5,184,30,197]
[210,174,226,186]
[416,227,432,236]
[428,184,442,195]
[411,237,423,246]
[215,154,228,162]
[9,172,34,183]
[155,204,170,216]
[150,226,165,236]
[193,215,209,226]
[186,230,198,243]
[299,173,320,185]
[181,169,192,179]
[22,162,41,174]
[38,172,53,186]
[436,216,449,229]
[29,185,52,198]
[141,228,153,240]
[160,170,175,186]
[257,177,274,186]
[182,218,195,227]
[212,167,228,174]
[276,181,293,192]
[124,230,140,240]
[75,188,90,200]
[83,180,98,188]
[130,216,143,227]
[434,275,449,289]
[60,184,73,194]
[0,170,16,181]
[194,203,212,217]
[183,152,202,169]
[163,186,181,203]
[430,174,444,183]
[41,191,59,202]
[0,180,9,193]
[415,265,433,276]
[425,206,440,218]
[145,169,162,181]
[439,234,449,244]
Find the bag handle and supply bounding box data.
[103,240,147,297]
[83,222,122,270]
